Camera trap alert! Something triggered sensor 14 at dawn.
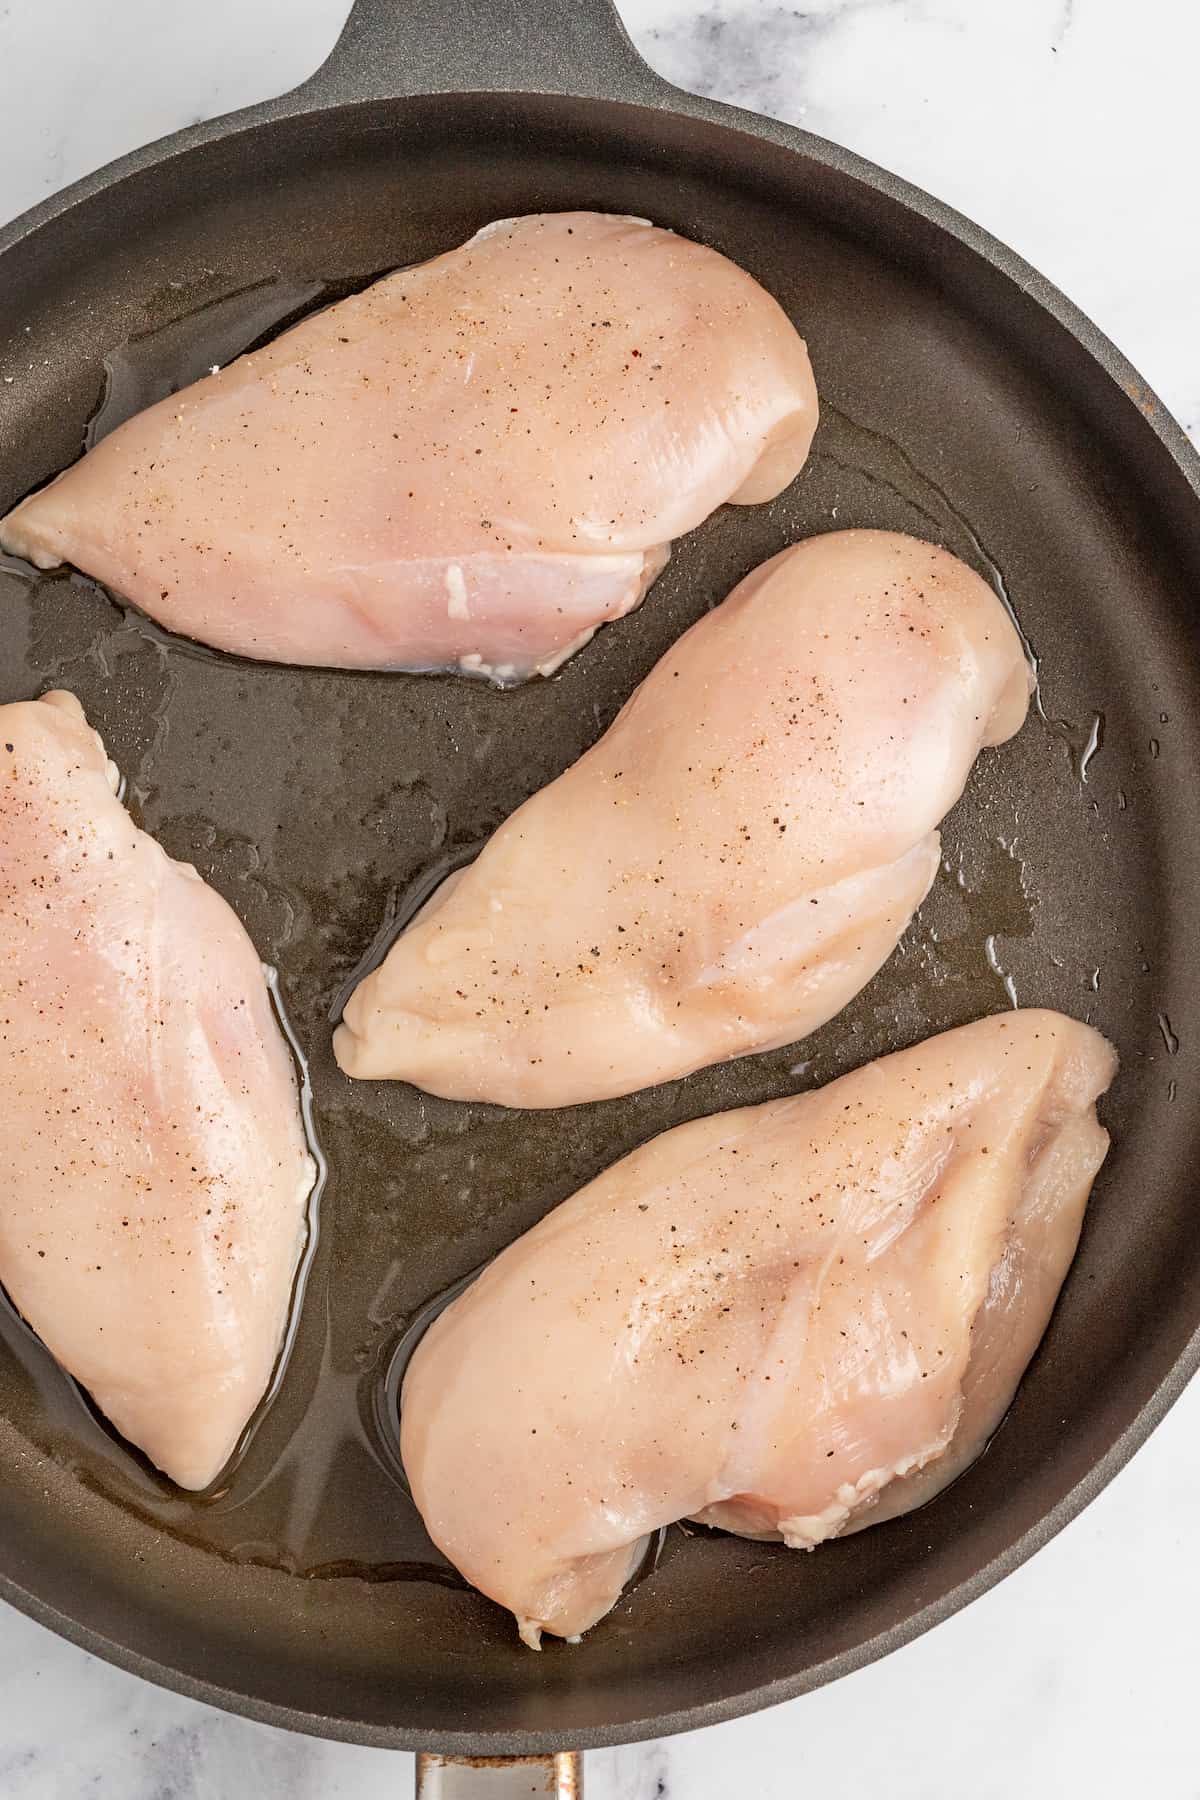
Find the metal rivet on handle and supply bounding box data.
[416,1751,582,1798]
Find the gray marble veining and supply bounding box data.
[0,2,1197,1795]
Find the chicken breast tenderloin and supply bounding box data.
[401,1011,1116,1647]
[0,691,316,1489]
[0,213,818,679]
[336,531,1032,1106]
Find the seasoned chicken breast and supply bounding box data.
[0,213,817,679]
[401,1011,1116,1646]
[0,691,316,1488]
[336,531,1032,1105]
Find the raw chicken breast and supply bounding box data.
[336,531,1032,1105]
[0,213,817,678]
[401,1011,1116,1646]
[0,691,316,1489]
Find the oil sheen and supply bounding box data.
[0,276,1148,1603]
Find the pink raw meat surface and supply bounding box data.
[0,213,818,678]
[336,530,1032,1105]
[401,1010,1116,1646]
[0,691,316,1488]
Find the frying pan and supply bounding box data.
[1,0,1199,1783]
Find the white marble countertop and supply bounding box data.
[0,2,1197,1795]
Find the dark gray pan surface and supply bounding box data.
[0,0,1197,1755]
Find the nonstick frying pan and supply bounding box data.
[1,0,1199,1779]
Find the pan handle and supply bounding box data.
[294,0,672,108]
[415,1751,582,1796]
[296,6,656,1789]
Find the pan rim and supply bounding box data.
[3,1329,1198,1753]
[3,81,1197,510]
[1,80,1198,1753]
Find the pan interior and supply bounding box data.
[0,91,1197,1749]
